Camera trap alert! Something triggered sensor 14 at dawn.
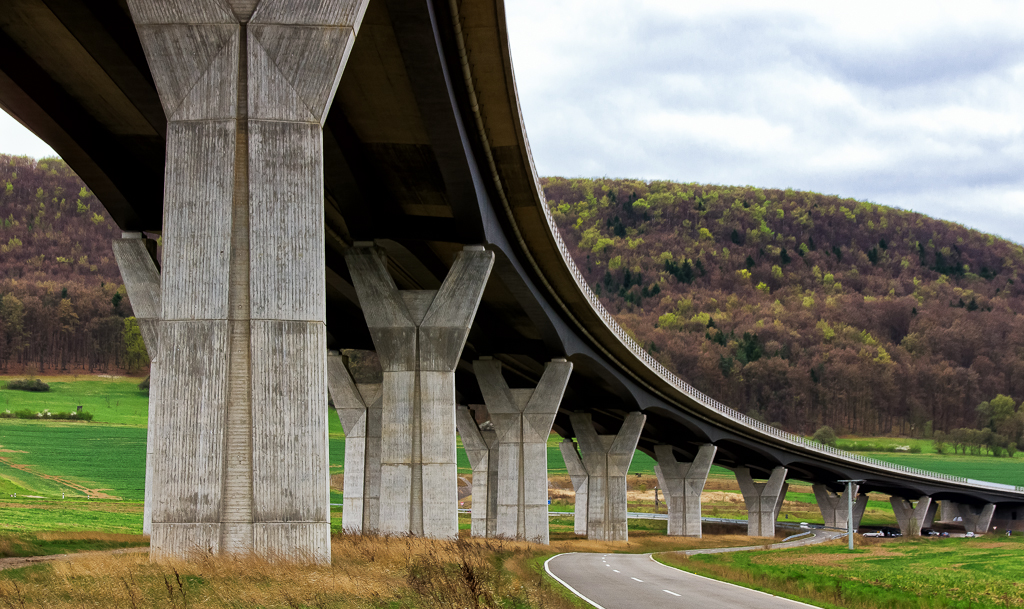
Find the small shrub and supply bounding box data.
[4,379,49,392]
[0,408,91,421]
[812,425,837,447]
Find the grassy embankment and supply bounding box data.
[658,535,1024,609]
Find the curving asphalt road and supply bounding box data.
[545,530,842,609]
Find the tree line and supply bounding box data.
[0,155,146,373]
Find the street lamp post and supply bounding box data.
[837,479,866,550]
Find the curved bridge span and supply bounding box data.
[2,0,1021,558]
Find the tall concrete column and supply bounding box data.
[346,244,494,538]
[890,496,932,536]
[957,502,996,534]
[327,351,382,534]
[923,500,938,529]
[736,466,788,537]
[654,444,716,537]
[456,405,497,538]
[474,358,572,543]
[560,439,589,536]
[112,233,161,536]
[812,484,868,530]
[129,0,369,561]
[563,412,646,541]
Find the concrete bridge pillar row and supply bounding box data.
[112,233,161,536]
[958,502,997,535]
[346,244,494,539]
[473,358,572,544]
[327,351,382,534]
[812,483,868,530]
[654,444,717,537]
[736,467,789,538]
[456,406,498,538]
[560,412,647,541]
[128,0,372,562]
[890,496,933,536]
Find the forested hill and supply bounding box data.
[0,155,141,373]
[544,177,1024,439]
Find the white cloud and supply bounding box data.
[0,112,56,159]
[506,0,1024,243]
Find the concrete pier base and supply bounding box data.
[561,412,646,541]
[812,484,868,530]
[890,496,932,536]
[456,405,497,538]
[736,467,788,537]
[327,351,382,534]
[346,244,493,538]
[474,358,571,543]
[654,444,716,537]
[958,502,997,534]
[112,233,161,536]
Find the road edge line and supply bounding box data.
[646,553,819,607]
[543,553,607,609]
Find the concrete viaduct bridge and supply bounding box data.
[3,0,1023,561]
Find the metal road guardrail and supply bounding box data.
[537,199,1024,495]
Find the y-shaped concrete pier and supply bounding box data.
[654,444,716,537]
[736,467,789,538]
[456,406,498,538]
[473,358,572,543]
[890,496,932,536]
[812,483,868,530]
[560,439,589,536]
[956,502,997,535]
[112,233,161,537]
[327,351,382,534]
[127,0,371,561]
[561,412,646,541]
[346,244,493,538]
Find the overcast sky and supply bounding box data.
[2,1,1022,242]
[505,0,1024,244]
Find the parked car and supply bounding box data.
[922,528,940,536]
[861,530,884,537]
[881,527,902,537]
[965,531,976,538]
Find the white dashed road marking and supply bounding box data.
[631,577,644,582]
[613,570,620,573]
[664,590,681,597]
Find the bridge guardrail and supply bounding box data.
[536,199,1024,495]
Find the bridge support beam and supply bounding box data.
[346,244,493,538]
[736,467,788,538]
[958,502,997,535]
[456,406,498,538]
[129,0,371,561]
[812,484,868,530]
[327,351,382,534]
[474,358,572,543]
[112,233,161,536]
[654,444,716,537]
[561,412,646,541]
[890,496,932,536]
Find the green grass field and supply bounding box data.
[659,536,1024,608]
[3,375,1022,540]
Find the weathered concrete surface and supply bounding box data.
[327,351,382,533]
[736,467,788,537]
[346,244,493,538]
[128,0,370,562]
[957,502,997,534]
[112,233,161,537]
[474,358,571,543]
[654,444,716,537]
[456,405,497,537]
[812,484,868,530]
[564,412,646,541]
[560,439,589,536]
[890,496,932,536]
